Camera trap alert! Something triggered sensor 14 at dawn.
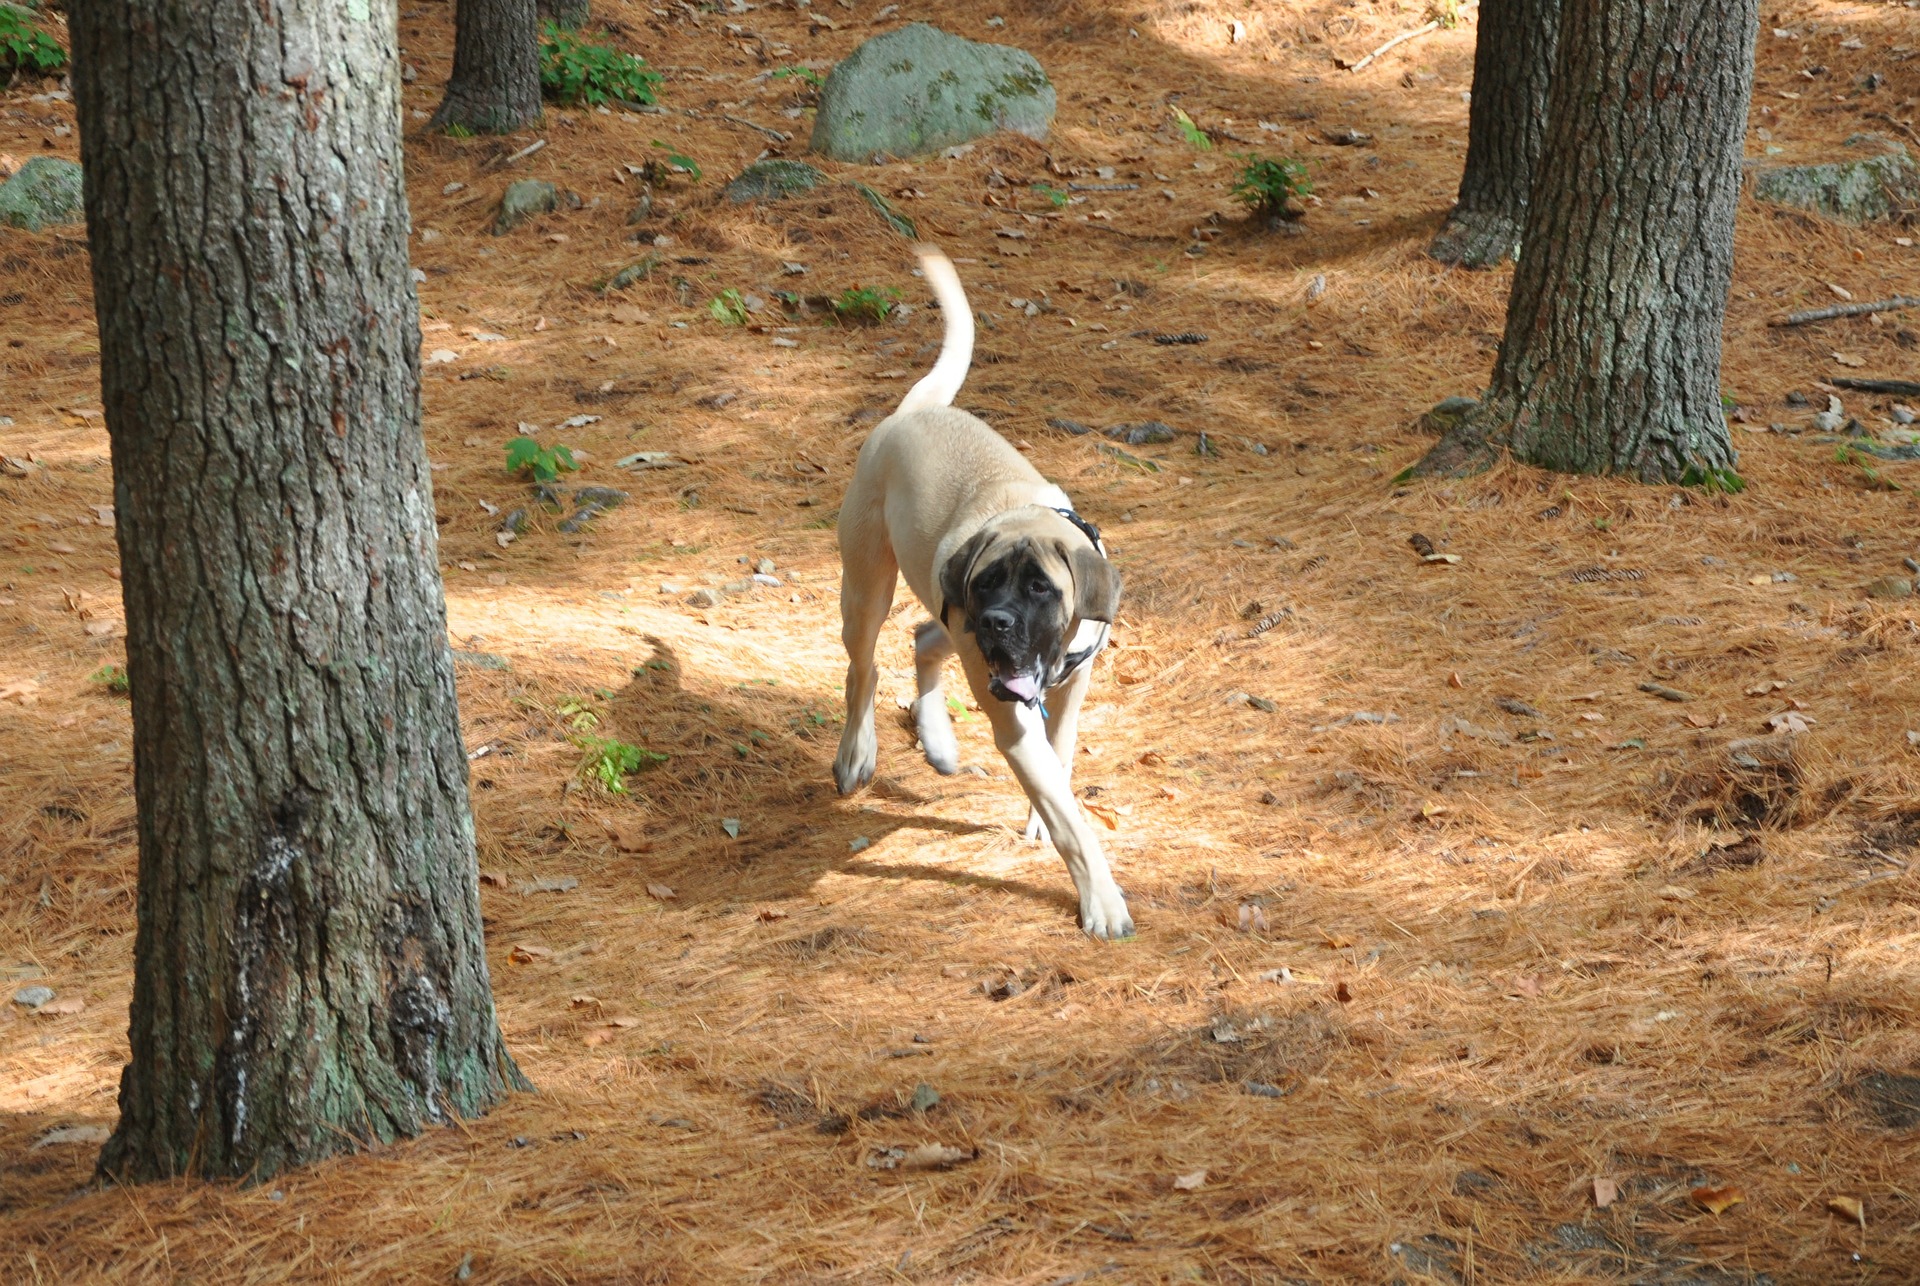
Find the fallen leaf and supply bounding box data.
[47,542,77,555]
[1256,966,1294,984]
[32,1125,111,1151]
[1832,351,1867,368]
[1657,884,1696,901]
[1746,679,1787,696]
[1333,980,1353,1004]
[582,1028,615,1047]
[83,619,117,637]
[1828,282,1854,300]
[721,817,741,839]
[0,680,41,705]
[517,876,578,895]
[1690,1184,1745,1214]
[1173,1167,1208,1190]
[1138,750,1166,766]
[1237,903,1269,933]
[609,821,651,853]
[866,1143,975,1171]
[1323,932,1354,949]
[509,943,553,963]
[1569,691,1603,702]
[1593,1176,1619,1208]
[1827,1194,1865,1228]
[1085,802,1120,829]
[646,882,677,901]
[1766,711,1813,735]
[756,907,789,922]
[570,995,599,1009]
[1509,974,1543,998]
[34,996,85,1016]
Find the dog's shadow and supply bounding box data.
[575,635,1076,917]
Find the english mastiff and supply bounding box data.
[833,246,1132,938]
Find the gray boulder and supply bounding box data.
[1748,135,1919,225]
[724,158,827,204]
[810,23,1054,163]
[493,179,558,235]
[0,157,84,232]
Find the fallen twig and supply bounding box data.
[492,137,547,169]
[1342,20,1440,72]
[1768,295,1920,327]
[1832,376,1920,398]
[720,114,791,142]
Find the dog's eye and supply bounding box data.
[1028,579,1054,598]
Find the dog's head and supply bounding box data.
[939,508,1121,705]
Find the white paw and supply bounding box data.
[833,726,876,795]
[1078,880,1134,940]
[912,694,960,775]
[1023,808,1049,844]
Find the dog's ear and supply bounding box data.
[939,528,995,627]
[1064,542,1122,623]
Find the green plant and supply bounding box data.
[771,65,824,89]
[647,140,702,181]
[540,22,662,107]
[505,436,579,482]
[1231,155,1312,218]
[557,696,601,733]
[708,288,750,326]
[1680,462,1749,494]
[1833,444,1899,491]
[1031,182,1069,209]
[831,285,899,324]
[577,736,668,794]
[0,9,65,77]
[89,664,130,695]
[443,121,475,139]
[1171,105,1212,151]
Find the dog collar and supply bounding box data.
[1051,506,1105,553]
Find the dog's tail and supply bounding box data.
[895,244,974,415]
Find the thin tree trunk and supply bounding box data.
[70,0,525,1184]
[538,0,590,29]
[1428,0,1559,268]
[1416,0,1757,482]
[432,0,543,135]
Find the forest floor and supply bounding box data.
[5,0,1920,1281]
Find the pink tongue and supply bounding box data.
[1000,674,1039,701]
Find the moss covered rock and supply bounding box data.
[1748,135,1919,225]
[810,23,1053,164]
[724,159,828,204]
[0,157,84,232]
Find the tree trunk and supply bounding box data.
[432,0,543,135]
[69,0,526,1185]
[538,0,590,30]
[1428,0,1559,268]
[1416,0,1757,483]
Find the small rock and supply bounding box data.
[13,985,55,1008]
[557,504,607,534]
[724,158,828,204]
[1047,417,1094,435]
[1892,404,1916,425]
[1865,574,1913,601]
[1420,396,1478,434]
[688,587,721,608]
[1104,420,1177,445]
[750,573,781,587]
[0,157,85,232]
[573,486,629,510]
[494,179,559,235]
[754,557,776,575]
[602,254,660,291]
[910,1082,940,1112]
[451,650,512,671]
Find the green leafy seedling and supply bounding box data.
[1031,182,1069,209]
[557,696,600,733]
[831,285,899,324]
[577,736,668,794]
[0,9,67,76]
[1231,155,1312,218]
[443,121,475,139]
[1679,462,1748,494]
[648,140,702,181]
[540,22,662,107]
[708,288,750,326]
[89,664,130,695]
[506,436,579,482]
[1171,105,1212,151]
[771,65,825,89]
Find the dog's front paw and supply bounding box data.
[1022,808,1049,844]
[833,731,877,795]
[1079,882,1134,940]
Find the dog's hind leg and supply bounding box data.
[833,517,897,795]
[1023,659,1092,842]
[911,619,961,774]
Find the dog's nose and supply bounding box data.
[978,608,1015,636]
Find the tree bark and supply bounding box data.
[538,0,590,30]
[1416,0,1757,482]
[1428,0,1559,268]
[432,0,543,135]
[69,0,525,1184]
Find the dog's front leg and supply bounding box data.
[833,523,897,794]
[966,654,1132,939]
[1023,659,1091,843]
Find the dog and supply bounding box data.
[833,245,1133,939]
